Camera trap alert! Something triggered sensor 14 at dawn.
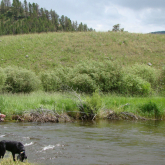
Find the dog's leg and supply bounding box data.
[12,152,16,161]
[0,149,6,159]
[17,154,22,161]
[0,143,6,159]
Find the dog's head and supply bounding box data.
[17,151,27,162]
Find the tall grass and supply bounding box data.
[102,94,165,119]
[0,92,78,118]
[0,92,165,120]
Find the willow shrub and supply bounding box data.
[68,61,122,93]
[127,64,159,88]
[120,73,151,96]
[3,66,41,93]
[159,66,165,93]
[40,71,62,92]
[39,62,158,96]
[0,67,6,92]
[69,73,97,93]
[40,67,68,92]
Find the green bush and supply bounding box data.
[139,101,161,119]
[85,89,102,114]
[69,73,97,93]
[127,64,159,88]
[93,61,122,92]
[40,71,62,92]
[0,67,6,92]
[159,66,165,93]
[4,66,41,93]
[68,61,122,93]
[79,89,102,119]
[40,67,69,92]
[120,73,151,96]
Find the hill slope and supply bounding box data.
[0,32,164,73]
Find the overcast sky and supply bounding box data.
[20,0,165,33]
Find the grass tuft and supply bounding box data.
[0,157,34,165]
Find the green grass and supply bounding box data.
[0,91,77,117]
[0,92,165,120]
[101,94,165,119]
[0,32,164,73]
[0,157,34,165]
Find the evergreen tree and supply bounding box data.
[0,0,94,35]
[83,24,88,31]
[4,0,11,8]
[64,16,72,31]
[12,0,21,18]
[0,0,5,14]
[59,15,65,30]
[24,0,28,17]
[78,22,84,31]
[28,2,32,16]
[50,9,59,30]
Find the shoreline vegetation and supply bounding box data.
[1,91,165,122]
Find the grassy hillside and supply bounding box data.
[0,32,165,120]
[0,32,164,73]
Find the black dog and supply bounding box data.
[0,140,27,162]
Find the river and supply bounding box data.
[0,120,165,165]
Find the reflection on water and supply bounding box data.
[0,120,165,165]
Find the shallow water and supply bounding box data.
[1,120,165,165]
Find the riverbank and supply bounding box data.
[0,92,165,121]
[0,157,33,165]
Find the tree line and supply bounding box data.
[0,0,95,35]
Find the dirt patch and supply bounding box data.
[106,110,147,120]
[11,109,147,123]
[12,109,73,123]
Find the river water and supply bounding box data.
[0,120,165,165]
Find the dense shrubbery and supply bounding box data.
[40,67,68,92]
[0,67,6,92]
[2,67,41,93]
[84,89,102,117]
[40,71,63,92]
[139,101,161,119]
[159,66,165,92]
[67,62,157,95]
[120,73,151,96]
[68,61,122,93]
[126,64,159,88]
[69,73,97,93]
[0,62,162,96]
